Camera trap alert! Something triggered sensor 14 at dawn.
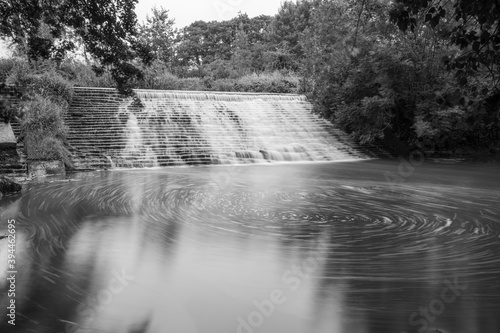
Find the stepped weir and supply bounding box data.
[65,88,375,169]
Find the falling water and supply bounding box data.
[123,112,159,167]
[65,88,372,168]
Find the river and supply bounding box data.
[1,159,499,333]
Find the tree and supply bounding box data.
[175,21,212,68]
[229,13,273,46]
[229,14,274,73]
[0,0,149,94]
[269,0,316,59]
[390,0,500,89]
[299,0,359,118]
[138,6,176,67]
[299,0,451,145]
[231,28,253,75]
[172,13,274,76]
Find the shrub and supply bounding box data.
[0,58,18,83]
[262,51,299,72]
[209,79,238,92]
[20,96,72,166]
[7,62,74,107]
[59,60,115,88]
[335,96,395,144]
[233,72,299,93]
[20,95,67,137]
[25,133,73,166]
[205,59,239,80]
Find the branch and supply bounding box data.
[353,0,367,48]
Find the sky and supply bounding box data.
[0,0,284,57]
[136,0,284,27]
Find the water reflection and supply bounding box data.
[0,160,500,333]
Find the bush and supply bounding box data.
[208,79,238,92]
[59,60,115,88]
[0,59,74,166]
[20,95,67,137]
[135,67,299,93]
[205,59,239,80]
[20,96,72,165]
[229,72,299,93]
[25,133,73,166]
[7,62,74,107]
[0,58,18,83]
[138,72,206,91]
[335,96,395,144]
[262,51,299,72]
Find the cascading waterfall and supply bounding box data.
[65,88,372,168]
[123,112,159,167]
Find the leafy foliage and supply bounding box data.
[390,0,500,88]
[7,62,74,107]
[137,6,176,67]
[20,95,66,135]
[0,0,149,94]
[269,0,315,59]
[19,95,72,166]
[296,0,500,153]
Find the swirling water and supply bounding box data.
[1,159,500,333]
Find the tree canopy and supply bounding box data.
[137,6,176,67]
[0,0,148,93]
[390,0,500,88]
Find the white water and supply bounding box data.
[122,112,160,167]
[116,91,369,167]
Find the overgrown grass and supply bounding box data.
[20,96,72,167]
[3,61,74,167]
[6,60,74,107]
[0,58,16,83]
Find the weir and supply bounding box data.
[66,88,376,169]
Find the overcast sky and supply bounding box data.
[0,0,284,57]
[136,0,284,27]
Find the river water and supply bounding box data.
[1,159,500,333]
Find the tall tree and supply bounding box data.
[269,0,316,59]
[138,6,176,67]
[175,21,212,67]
